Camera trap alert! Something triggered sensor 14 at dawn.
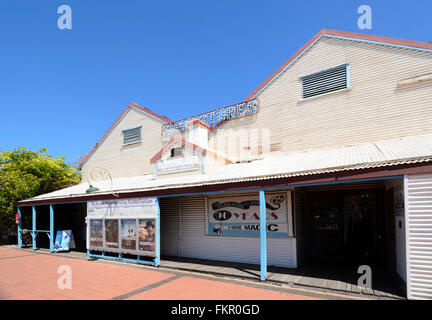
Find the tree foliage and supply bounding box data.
[0,148,81,231]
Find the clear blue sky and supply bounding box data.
[0,0,431,165]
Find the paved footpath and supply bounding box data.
[0,246,361,300]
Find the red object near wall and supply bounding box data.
[15,212,20,225]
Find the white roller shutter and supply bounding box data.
[160,197,180,257]
[405,174,432,299]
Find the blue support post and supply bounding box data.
[32,206,36,250]
[259,189,267,281]
[17,207,22,248]
[155,197,161,267]
[49,205,54,252]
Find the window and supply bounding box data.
[301,64,349,99]
[170,147,182,158]
[122,126,141,145]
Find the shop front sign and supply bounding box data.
[207,192,292,237]
[157,155,200,174]
[162,99,259,136]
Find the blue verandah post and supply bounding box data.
[49,205,54,252]
[259,189,267,281]
[17,207,22,248]
[155,197,161,267]
[32,206,36,250]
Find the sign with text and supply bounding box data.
[157,155,200,174]
[162,99,259,136]
[207,192,292,237]
[87,197,158,218]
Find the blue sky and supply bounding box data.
[0,0,431,165]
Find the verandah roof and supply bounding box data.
[17,132,432,205]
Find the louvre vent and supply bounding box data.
[122,126,141,145]
[302,65,348,99]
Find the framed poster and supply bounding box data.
[138,219,156,254]
[105,219,119,248]
[89,219,103,247]
[121,219,137,250]
[87,197,158,257]
[207,192,292,237]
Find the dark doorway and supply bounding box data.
[305,188,386,267]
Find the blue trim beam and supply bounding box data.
[32,206,36,250]
[259,189,267,281]
[17,207,22,248]
[49,205,54,252]
[155,197,161,267]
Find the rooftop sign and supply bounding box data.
[162,99,259,136]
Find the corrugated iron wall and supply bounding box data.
[405,174,432,299]
[159,194,297,268]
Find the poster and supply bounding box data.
[86,197,158,256]
[138,219,156,252]
[54,230,75,252]
[207,192,292,237]
[121,219,137,250]
[105,219,119,248]
[90,219,103,247]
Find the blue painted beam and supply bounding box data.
[17,207,22,248]
[155,197,161,267]
[32,206,36,251]
[259,189,267,281]
[49,205,54,252]
[87,252,156,266]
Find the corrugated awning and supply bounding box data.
[17,133,432,205]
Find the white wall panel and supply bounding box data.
[405,174,432,299]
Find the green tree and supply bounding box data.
[0,148,81,232]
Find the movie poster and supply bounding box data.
[138,219,156,252]
[105,219,119,248]
[121,219,137,250]
[90,219,103,247]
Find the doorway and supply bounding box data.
[305,187,386,267]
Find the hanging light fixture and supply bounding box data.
[86,184,100,194]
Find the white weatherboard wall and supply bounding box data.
[405,174,432,299]
[160,193,297,268]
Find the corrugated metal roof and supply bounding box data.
[19,133,432,203]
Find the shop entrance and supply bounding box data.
[301,180,392,268]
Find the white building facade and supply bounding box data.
[18,29,432,299]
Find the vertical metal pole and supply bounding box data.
[17,207,22,248]
[155,197,161,267]
[32,206,36,250]
[49,205,54,252]
[403,175,411,299]
[259,189,267,281]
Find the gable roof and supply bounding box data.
[78,102,172,169]
[244,28,432,101]
[79,29,432,169]
[150,136,207,163]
